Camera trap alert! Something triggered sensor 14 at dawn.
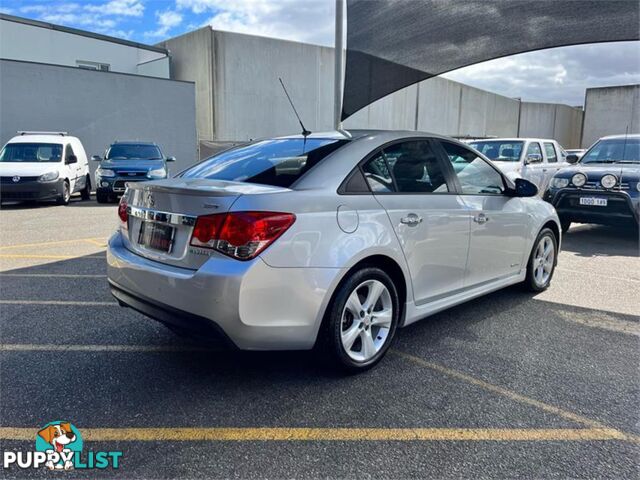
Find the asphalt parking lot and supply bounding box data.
[0,197,638,479]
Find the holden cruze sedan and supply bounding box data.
[107,130,561,371]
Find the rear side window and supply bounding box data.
[544,143,557,163]
[181,138,348,188]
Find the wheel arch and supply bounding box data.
[541,219,561,255]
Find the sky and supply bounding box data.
[1,0,638,106]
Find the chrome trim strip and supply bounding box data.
[127,206,197,226]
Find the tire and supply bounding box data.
[96,191,109,203]
[318,267,400,372]
[81,175,91,200]
[560,217,571,233]
[56,180,71,205]
[523,227,558,292]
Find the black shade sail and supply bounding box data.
[343,0,640,120]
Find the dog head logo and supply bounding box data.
[35,421,83,471]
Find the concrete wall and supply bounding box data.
[0,16,169,78]
[518,102,583,148]
[0,59,197,175]
[582,84,640,148]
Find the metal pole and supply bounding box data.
[334,0,345,131]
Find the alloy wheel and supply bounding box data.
[340,279,393,362]
[533,235,555,287]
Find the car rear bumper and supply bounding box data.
[0,179,64,201]
[545,189,639,226]
[107,232,342,350]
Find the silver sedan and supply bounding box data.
[107,130,561,371]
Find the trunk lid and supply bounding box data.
[122,179,289,269]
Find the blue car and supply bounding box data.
[544,134,640,232]
[93,141,175,203]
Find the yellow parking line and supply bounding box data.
[0,238,107,250]
[0,273,107,278]
[84,238,108,247]
[0,300,116,306]
[0,254,104,259]
[0,427,632,442]
[0,344,211,352]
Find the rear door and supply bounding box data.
[436,140,528,287]
[362,139,471,305]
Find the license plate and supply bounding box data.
[579,197,607,207]
[137,221,175,253]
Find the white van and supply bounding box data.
[0,132,91,205]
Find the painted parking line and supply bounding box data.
[0,344,212,352]
[0,427,632,442]
[0,238,107,250]
[0,300,116,306]
[0,273,107,278]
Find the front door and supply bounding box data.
[437,140,529,287]
[521,141,546,191]
[361,139,471,305]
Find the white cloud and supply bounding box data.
[86,0,144,17]
[145,10,183,38]
[176,0,334,46]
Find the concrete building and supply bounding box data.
[0,13,169,78]
[159,27,584,150]
[582,84,640,147]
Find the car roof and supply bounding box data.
[7,134,79,144]
[468,138,557,143]
[274,129,465,143]
[600,134,640,140]
[110,141,159,146]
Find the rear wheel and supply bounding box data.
[319,267,399,372]
[56,180,70,205]
[523,227,557,292]
[81,175,91,200]
[96,191,109,203]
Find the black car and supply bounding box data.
[92,141,175,203]
[544,134,640,231]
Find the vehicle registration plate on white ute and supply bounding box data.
[579,197,607,207]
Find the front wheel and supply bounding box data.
[523,227,557,292]
[56,180,70,205]
[319,267,399,372]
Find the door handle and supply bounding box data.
[400,214,423,226]
[473,213,489,224]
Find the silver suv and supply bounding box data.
[107,130,561,371]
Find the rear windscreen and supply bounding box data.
[180,138,348,187]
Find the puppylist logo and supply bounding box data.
[2,421,122,471]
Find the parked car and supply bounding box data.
[467,138,567,193]
[0,131,90,205]
[565,149,586,159]
[544,134,640,232]
[108,131,560,371]
[93,141,175,203]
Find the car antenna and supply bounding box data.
[279,77,311,138]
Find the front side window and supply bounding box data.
[441,141,504,195]
[544,143,557,163]
[106,144,163,160]
[66,144,75,162]
[468,140,523,162]
[0,143,63,163]
[180,138,348,188]
[581,138,640,164]
[526,142,543,162]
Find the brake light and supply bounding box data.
[117,197,128,225]
[190,211,296,260]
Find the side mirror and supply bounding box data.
[511,178,538,197]
[524,153,542,165]
[566,154,579,164]
[91,155,102,162]
[166,156,176,162]
[66,155,78,165]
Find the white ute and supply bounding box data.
[467,138,568,193]
[0,131,91,205]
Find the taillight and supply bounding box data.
[190,211,295,260]
[118,197,128,226]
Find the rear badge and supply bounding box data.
[189,247,214,256]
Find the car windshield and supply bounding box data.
[180,138,349,188]
[0,143,63,163]
[106,144,162,160]
[468,141,523,162]
[581,138,640,164]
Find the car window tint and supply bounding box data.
[544,143,557,163]
[441,141,504,195]
[383,140,448,193]
[362,152,394,192]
